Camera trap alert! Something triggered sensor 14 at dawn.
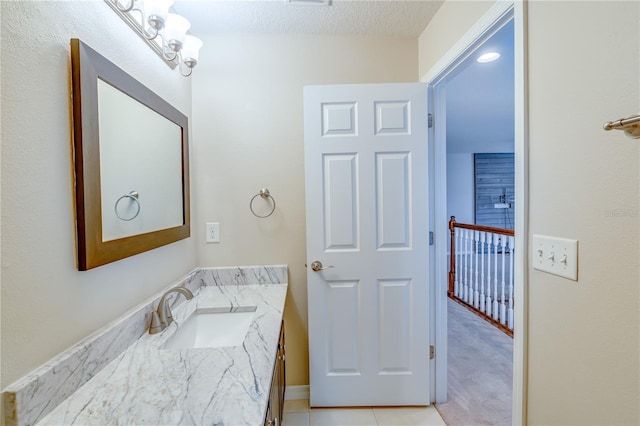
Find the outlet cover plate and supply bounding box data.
[206,222,220,243]
[532,234,578,281]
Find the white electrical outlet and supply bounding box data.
[206,222,220,243]
[532,234,578,281]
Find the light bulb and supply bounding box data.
[162,13,191,52]
[143,0,174,30]
[182,35,203,68]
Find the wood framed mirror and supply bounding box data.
[71,39,190,271]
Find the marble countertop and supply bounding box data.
[38,283,287,426]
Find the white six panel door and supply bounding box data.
[304,83,430,406]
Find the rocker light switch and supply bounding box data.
[532,234,578,281]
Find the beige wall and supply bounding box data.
[527,1,639,424]
[191,34,419,385]
[418,0,495,78]
[0,2,196,388]
[419,0,639,424]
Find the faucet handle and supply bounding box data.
[149,310,164,334]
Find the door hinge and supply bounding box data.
[429,231,434,246]
[428,113,433,128]
[430,345,435,360]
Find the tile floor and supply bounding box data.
[282,399,447,426]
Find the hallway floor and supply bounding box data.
[435,299,513,425]
[282,399,446,426]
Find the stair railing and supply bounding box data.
[449,216,515,337]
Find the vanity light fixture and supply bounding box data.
[477,52,501,63]
[105,0,202,77]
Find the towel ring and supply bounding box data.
[114,191,140,221]
[250,188,276,218]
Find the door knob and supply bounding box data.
[310,261,334,272]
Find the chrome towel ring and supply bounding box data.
[250,188,276,218]
[114,191,140,221]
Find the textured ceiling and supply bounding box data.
[173,0,444,37]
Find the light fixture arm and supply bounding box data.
[163,46,178,62]
[114,0,135,13]
[142,25,160,41]
[178,53,198,77]
[180,62,194,77]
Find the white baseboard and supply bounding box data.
[285,385,310,400]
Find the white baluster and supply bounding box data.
[486,232,492,318]
[493,234,499,320]
[500,237,507,325]
[468,229,474,304]
[460,230,465,301]
[454,228,461,298]
[458,229,463,300]
[479,231,486,313]
[467,229,473,303]
[462,229,470,302]
[508,235,515,330]
[473,231,479,308]
[462,229,468,302]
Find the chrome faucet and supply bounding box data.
[149,287,194,334]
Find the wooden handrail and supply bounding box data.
[449,216,514,236]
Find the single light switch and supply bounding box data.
[532,234,578,281]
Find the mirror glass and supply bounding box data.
[71,39,190,270]
[97,79,183,241]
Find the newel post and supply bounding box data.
[448,216,456,297]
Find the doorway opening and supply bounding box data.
[425,2,528,425]
[438,20,515,426]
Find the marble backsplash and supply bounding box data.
[199,265,288,287]
[2,265,288,426]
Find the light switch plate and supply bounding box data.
[532,234,578,281]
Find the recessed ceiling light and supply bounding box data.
[477,52,500,63]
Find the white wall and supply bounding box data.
[420,1,640,424]
[447,154,474,224]
[191,34,418,386]
[0,2,196,388]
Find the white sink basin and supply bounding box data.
[162,307,257,350]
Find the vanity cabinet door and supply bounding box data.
[277,321,286,421]
[265,321,285,426]
[265,365,279,426]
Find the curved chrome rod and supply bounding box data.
[250,188,276,218]
[114,191,141,221]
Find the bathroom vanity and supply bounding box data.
[2,266,288,426]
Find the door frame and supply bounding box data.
[422,1,528,424]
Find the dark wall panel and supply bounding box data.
[474,153,515,229]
